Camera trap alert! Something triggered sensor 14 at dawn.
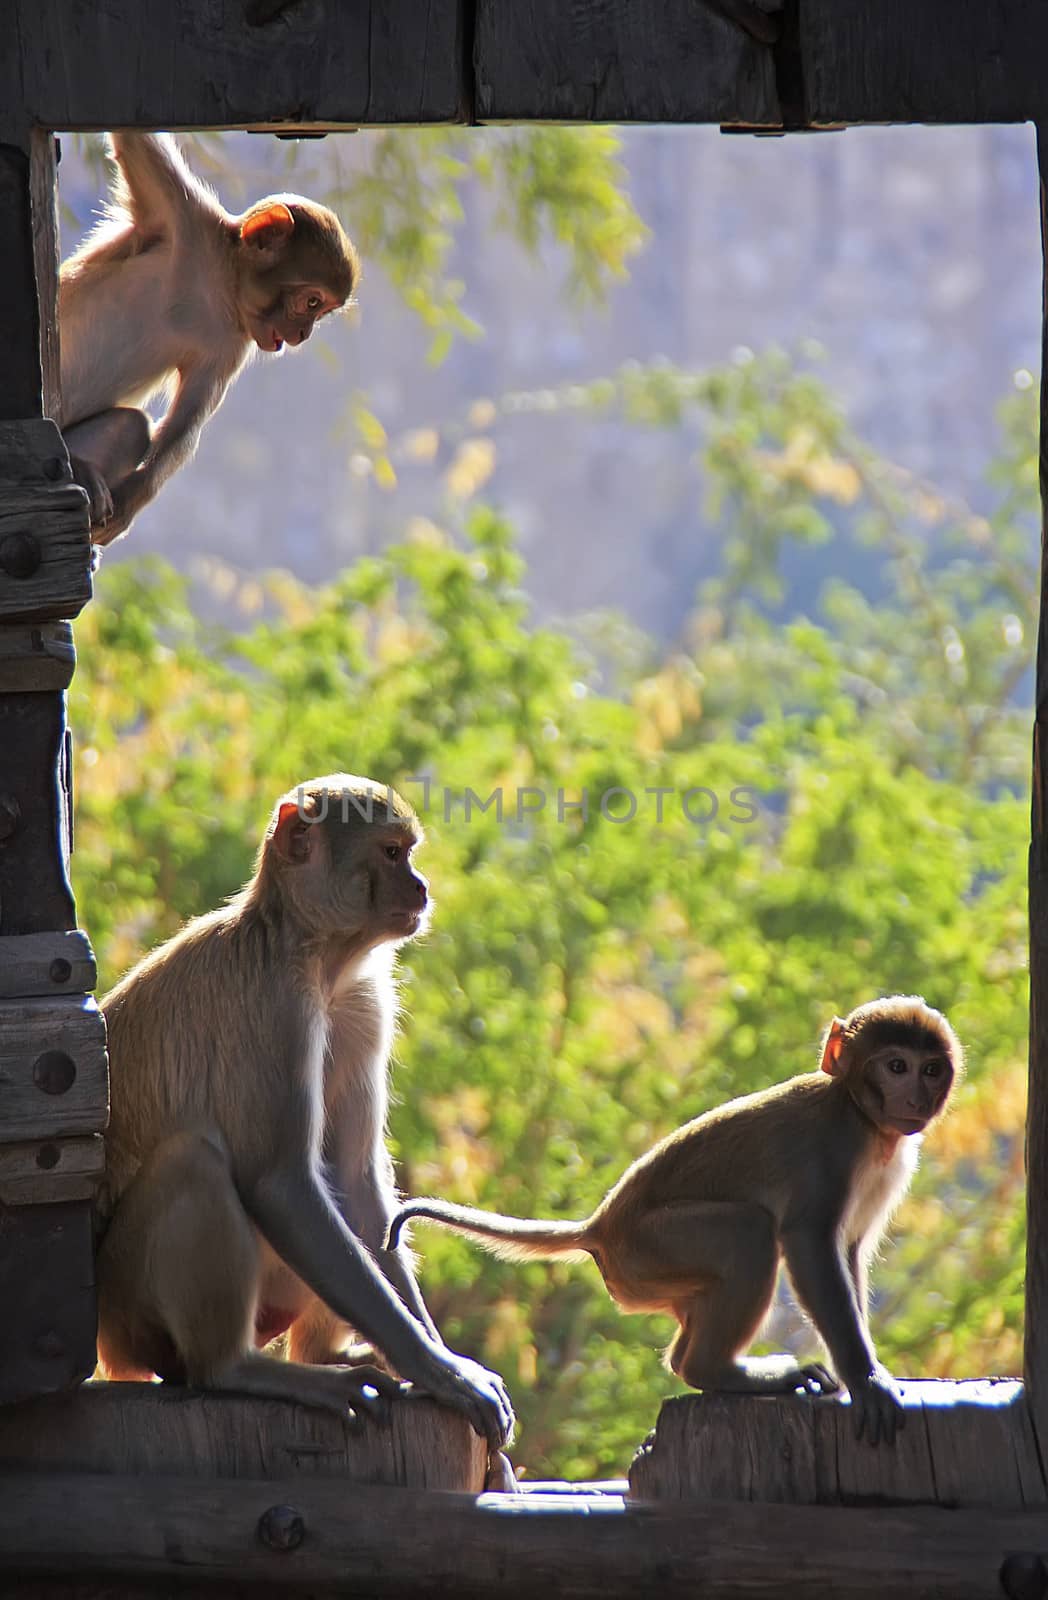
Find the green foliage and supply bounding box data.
[73,357,1035,1479]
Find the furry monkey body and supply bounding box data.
[98,775,513,1448]
[390,997,960,1444]
[60,132,359,544]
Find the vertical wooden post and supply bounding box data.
[1027,124,1048,1453]
[0,123,104,1404]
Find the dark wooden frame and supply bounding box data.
[4,3,1048,1593]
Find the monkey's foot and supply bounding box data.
[700,1355,839,1396]
[485,1450,520,1493]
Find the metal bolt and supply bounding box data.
[36,1144,60,1171]
[33,1330,66,1360]
[1000,1554,1048,1600]
[43,457,66,482]
[0,795,20,843]
[33,1051,77,1096]
[258,1504,305,1553]
[49,958,72,984]
[0,532,42,579]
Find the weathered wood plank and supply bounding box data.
[0,1199,97,1403]
[0,995,108,1140]
[0,420,92,624]
[628,1381,1043,1509]
[0,930,96,997]
[0,1384,487,1492]
[30,131,61,422]
[6,0,468,130]
[0,1134,104,1205]
[803,1,1048,126]
[0,622,76,692]
[1029,120,1048,1479]
[0,138,45,419]
[476,0,1048,125]
[475,1,779,125]
[2,1472,1047,1598]
[0,692,77,934]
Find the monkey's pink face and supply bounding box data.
[251,285,344,353]
[856,1046,954,1136]
[366,830,431,946]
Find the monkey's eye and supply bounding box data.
[886,1057,908,1075]
[922,1059,945,1077]
[384,844,401,862]
[307,294,322,312]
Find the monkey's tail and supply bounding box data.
[387,1200,593,1262]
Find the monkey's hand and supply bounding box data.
[847,1364,904,1445]
[69,455,114,529]
[336,1363,409,1432]
[716,1355,839,1396]
[407,1346,515,1449]
[98,473,150,546]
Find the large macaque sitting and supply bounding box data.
[97,775,513,1449]
[59,132,359,545]
[390,997,961,1445]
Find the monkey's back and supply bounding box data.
[590,1072,848,1235]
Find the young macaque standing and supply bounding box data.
[59,131,359,545]
[96,775,513,1450]
[390,997,961,1445]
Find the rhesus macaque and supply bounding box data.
[59,131,359,545]
[96,775,513,1449]
[390,997,961,1445]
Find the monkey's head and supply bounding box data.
[234,198,360,354]
[259,774,429,952]
[819,995,962,1138]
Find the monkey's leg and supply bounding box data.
[625,1203,836,1396]
[97,1132,400,1423]
[64,408,153,528]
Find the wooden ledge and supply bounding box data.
[629,1378,1046,1509]
[0,1381,487,1492]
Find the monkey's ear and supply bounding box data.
[819,1018,848,1077]
[271,800,316,865]
[239,203,295,258]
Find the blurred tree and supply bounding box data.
[72,352,1034,1478]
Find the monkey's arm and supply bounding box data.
[108,132,200,228]
[245,1161,513,1446]
[846,1239,870,1330]
[781,1223,902,1444]
[99,365,232,544]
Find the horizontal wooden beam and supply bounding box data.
[475,0,1048,125]
[3,1,468,132]
[2,1472,1047,1597]
[630,1381,1045,1509]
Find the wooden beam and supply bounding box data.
[1027,124,1048,1465]
[475,0,1048,125]
[629,1382,1045,1509]
[0,1384,488,1491]
[4,1,469,131]
[2,1473,1047,1597]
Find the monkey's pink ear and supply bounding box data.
[819,1018,847,1077]
[239,203,295,254]
[271,800,315,864]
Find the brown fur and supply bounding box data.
[96,774,513,1448]
[390,996,960,1444]
[60,132,360,545]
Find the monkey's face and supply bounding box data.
[852,1045,954,1136]
[247,284,345,354]
[317,819,430,952]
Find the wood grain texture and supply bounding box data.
[0,995,108,1140]
[0,1383,487,1491]
[0,1199,97,1404]
[1028,122,1048,1478]
[7,0,468,130]
[0,420,92,624]
[2,1471,1047,1598]
[628,1381,1045,1509]
[31,131,61,422]
[475,1,779,125]
[0,930,96,996]
[0,692,77,934]
[0,139,44,420]
[0,622,76,692]
[0,1134,104,1204]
